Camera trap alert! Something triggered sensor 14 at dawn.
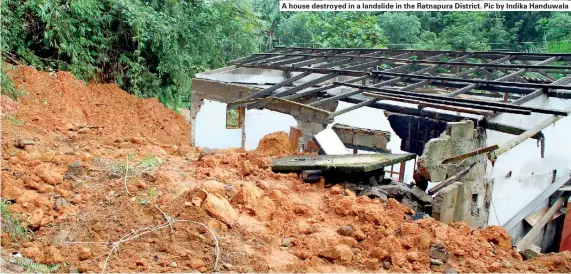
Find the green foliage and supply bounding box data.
[139,155,162,169]
[4,115,25,125]
[538,12,571,41]
[1,199,34,241]
[1,64,27,101]
[1,0,261,109]
[546,40,571,53]
[378,13,421,48]
[277,13,314,46]
[2,1,569,111]
[9,257,61,273]
[307,12,386,48]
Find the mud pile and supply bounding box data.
[255,131,293,156]
[1,67,570,273]
[6,66,190,146]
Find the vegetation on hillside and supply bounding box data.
[1,0,570,109]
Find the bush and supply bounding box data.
[0,0,262,109]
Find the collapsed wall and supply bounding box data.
[418,120,492,228]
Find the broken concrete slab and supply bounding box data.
[314,128,347,155]
[332,123,391,152]
[271,153,416,173]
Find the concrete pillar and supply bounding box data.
[190,91,205,147]
[432,182,461,224]
[420,120,491,228]
[296,120,328,150]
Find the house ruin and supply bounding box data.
[190,47,571,253]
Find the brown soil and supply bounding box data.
[7,66,190,146]
[255,131,293,156]
[1,66,570,273]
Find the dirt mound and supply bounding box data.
[255,131,293,156]
[6,66,189,146]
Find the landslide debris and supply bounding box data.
[1,66,570,273]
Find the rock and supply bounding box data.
[330,185,342,195]
[318,244,353,263]
[79,247,91,260]
[65,161,85,178]
[38,167,63,185]
[189,259,205,269]
[522,244,542,259]
[29,208,44,228]
[337,225,353,236]
[344,189,356,197]
[54,198,68,210]
[52,230,70,244]
[281,238,293,247]
[202,180,226,194]
[502,261,511,268]
[382,261,391,270]
[20,246,42,260]
[41,216,54,226]
[55,187,72,198]
[360,187,388,200]
[15,139,35,149]
[445,268,458,274]
[198,148,214,160]
[45,246,64,263]
[429,244,448,262]
[430,258,444,266]
[255,196,275,221]
[198,266,207,272]
[78,261,91,273]
[71,195,82,204]
[202,193,237,226]
[406,252,421,262]
[69,266,80,273]
[232,182,262,205]
[130,137,146,145]
[222,262,233,270]
[256,180,270,190]
[191,197,203,207]
[489,262,502,272]
[365,258,380,270]
[352,228,366,241]
[135,258,147,267]
[169,261,178,267]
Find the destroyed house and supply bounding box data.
[190,46,571,253]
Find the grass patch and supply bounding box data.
[9,257,62,273]
[3,115,25,125]
[1,199,34,241]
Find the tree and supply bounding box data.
[306,12,387,48]
[538,12,571,41]
[277,13,313,46]
[378,12,421,48]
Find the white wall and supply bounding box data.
[486,95,571,242]
[194,100,417,182]
[194,100,242,149]
[244,109,298,150]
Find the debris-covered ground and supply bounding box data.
[1,66,571,273]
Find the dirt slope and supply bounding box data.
[7,66,190,146]
[1,66,570,273]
